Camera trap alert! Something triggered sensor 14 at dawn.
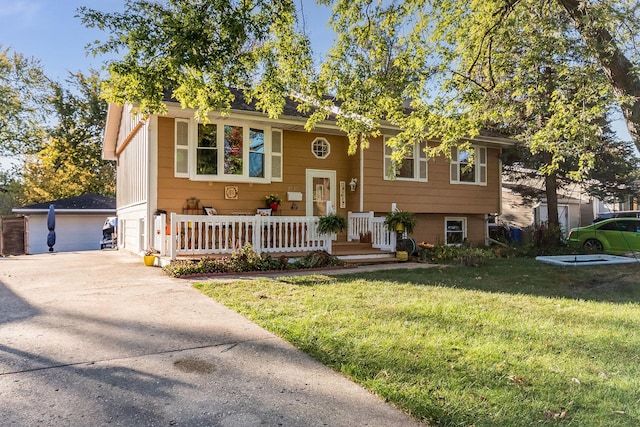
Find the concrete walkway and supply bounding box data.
[0,251,426,426]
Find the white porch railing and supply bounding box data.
[347,211,394,251]
[154,213,331,259]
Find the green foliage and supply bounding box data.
[317,213,348,235]
[290,251,345,269]
[317,0,640,165]
[0,46,50,156]
[19,71,115,204]
[78,0,313,121]
[226,244,288,272]
[531,222,565,255]
[420,243,497,266]
[162,246,343,278]
[383,210,416,234]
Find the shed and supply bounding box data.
[12,194,116,254]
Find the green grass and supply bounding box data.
[194,258,640,426]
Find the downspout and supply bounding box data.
[115,115,149,158]
[359,134,364,212]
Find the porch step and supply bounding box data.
[341,256,403,266]
[331,241,378,255]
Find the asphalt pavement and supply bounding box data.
[0,250,426,426]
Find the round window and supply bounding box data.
[311,137,330,159]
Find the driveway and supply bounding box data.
[0,251,424,426]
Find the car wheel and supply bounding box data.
[583,239,603,252]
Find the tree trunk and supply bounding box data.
[543,152,562,246]
[557,0,640,150]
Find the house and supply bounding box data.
[500,176,640,238]
[500,183,594,238]
[102,92,513,260]
[12,194,116,254]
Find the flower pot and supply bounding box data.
[143,255,156,266]
[396,250,408,261]
[395,223,405,232]
[269,202,279,211]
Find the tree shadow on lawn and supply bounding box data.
[341,258,640,304]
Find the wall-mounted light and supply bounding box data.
[349,178,358,192]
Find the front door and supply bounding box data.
[306,169,336,216]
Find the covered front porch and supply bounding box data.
[152,211,396,261]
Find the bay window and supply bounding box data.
[175,118,277,183]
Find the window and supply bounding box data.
[312,137,330,159]
[223,125,243,175]
[175,118,275,182]
[193,120,274,182]
[197,123,218,175]
[445,217,467,245]
[450,146,487,185]
[248,128,265,178]
[383,136,428,182]
[174,119,189,177]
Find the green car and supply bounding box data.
[567,218,640,255]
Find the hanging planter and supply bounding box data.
[384,210,416,234]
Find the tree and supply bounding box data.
[0,166,23,215]
[78,0,313,121]
[0,47,50,156]
[319,0,640,151]
[78,0,640,239]
[557,0,640,148]
[20,71,115,204]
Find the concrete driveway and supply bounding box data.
[0,251,424,426]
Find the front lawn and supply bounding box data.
[195,258,640,426]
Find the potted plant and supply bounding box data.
[317,212,348,237]
[143,249,156,266]
[384,209,416,234]
[265,194,281,211]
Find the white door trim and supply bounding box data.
[305,169,337,216]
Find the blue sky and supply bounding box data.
[0,1,126,81]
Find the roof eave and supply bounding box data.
[11,209,116,215]
[102,103,124,161]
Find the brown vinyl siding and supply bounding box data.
[155,118,356,217]
[360,136,501,215]
[154,117,501,245]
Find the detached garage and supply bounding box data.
[12,194,116,254]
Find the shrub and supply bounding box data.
[420,244,496,266]
[162,245,289,277]
[291,251,345,269]
[455,247,495,267]
[531,222,564,255]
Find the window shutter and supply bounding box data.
[174,119,189,178]
[478,147,487,185]
[271,129,283,182]
[418,141,428,182]
[383,138,393,180]
[450,147,459,183]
